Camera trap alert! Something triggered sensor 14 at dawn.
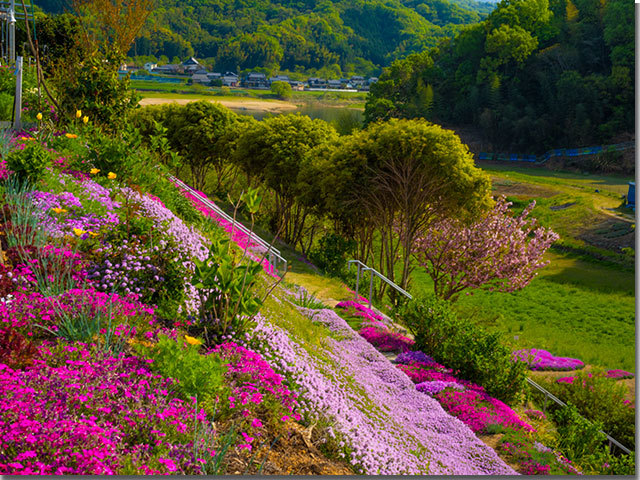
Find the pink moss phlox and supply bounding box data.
[556,376,575,384]
[358,325,414,353]
[211,342,300,450]
[0,345,209,475]
[0,288,155,332]
[512,348,584,371]
[605,369,634,379]
[437,389,534,434]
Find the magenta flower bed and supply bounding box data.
[211,342,300,451]
[358,325,414,352]
[513,348,584,371]
[437,389,534,434]
[606,369,634,379]
[0,344,210,475]
[0,288,155,333]
[335,300,388,325]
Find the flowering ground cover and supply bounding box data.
[0,344,211,475]
[513,348,585,371]
[393,355,532,434]
[606,369,634,380]
[251,299,517,475]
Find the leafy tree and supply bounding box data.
[270,80,292,100]
[151,101,247,193]
[326,118,492,294]
[413,196,559,301]
[232,114,338,247]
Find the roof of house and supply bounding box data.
[182,57,200,66]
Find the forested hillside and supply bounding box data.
[365,0,633,152]
[36,0,495,76]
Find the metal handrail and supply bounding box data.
[347,259,412,309]
[526,377,632,455]
[170,175,287,274]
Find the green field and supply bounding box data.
[132,79,367,106]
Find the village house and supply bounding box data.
[153,64,181,74]
[221,72,239,87]
[243,72,269,88]
[143,62,158,73]
[191,69,211,84]
[182,57,202,73]
[307,77,328,88]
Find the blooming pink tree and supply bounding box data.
[413,196,559,301]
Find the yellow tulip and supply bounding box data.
[90,168,100,175]
[107,172,117,180]
[36,112,43,121]
[83,116,89,124]
[65,133,78,139]
[76,110,82,118]
[184,335,202,346]
[73,228,87,237]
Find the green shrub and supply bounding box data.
[552,404,606,461]
[396,295,527,402]
[309,233,356,277]
[138,334,229,405]
[6,141,53,182]
[540,370,635,451]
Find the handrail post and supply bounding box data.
[368,269,374,309]
[355,264,360,300]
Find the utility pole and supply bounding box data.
[13,55,21,130]
[8,0,14,62]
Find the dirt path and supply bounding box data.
[138,96,298,113]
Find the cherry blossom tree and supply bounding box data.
[413,196,559,301]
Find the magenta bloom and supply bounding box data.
[358,325,414,352]
[512,348,584,371]
[606,369,634,379]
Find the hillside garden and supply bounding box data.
[0,1,635,474]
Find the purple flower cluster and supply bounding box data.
[251,305,517,475]
[416,381,465,395]
[394,350,435,365]
[120,188,208,262]
[605,369,634,379]
[29,175,121,237]
[513,348,584,371]
[87,237,164,298]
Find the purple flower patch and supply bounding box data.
[512,348,584,371]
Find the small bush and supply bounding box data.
[396,295,527,402]
[6,141,53,182]
[540,370,635,451]
[137,334,229,405]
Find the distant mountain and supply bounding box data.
[35,0,496,75]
